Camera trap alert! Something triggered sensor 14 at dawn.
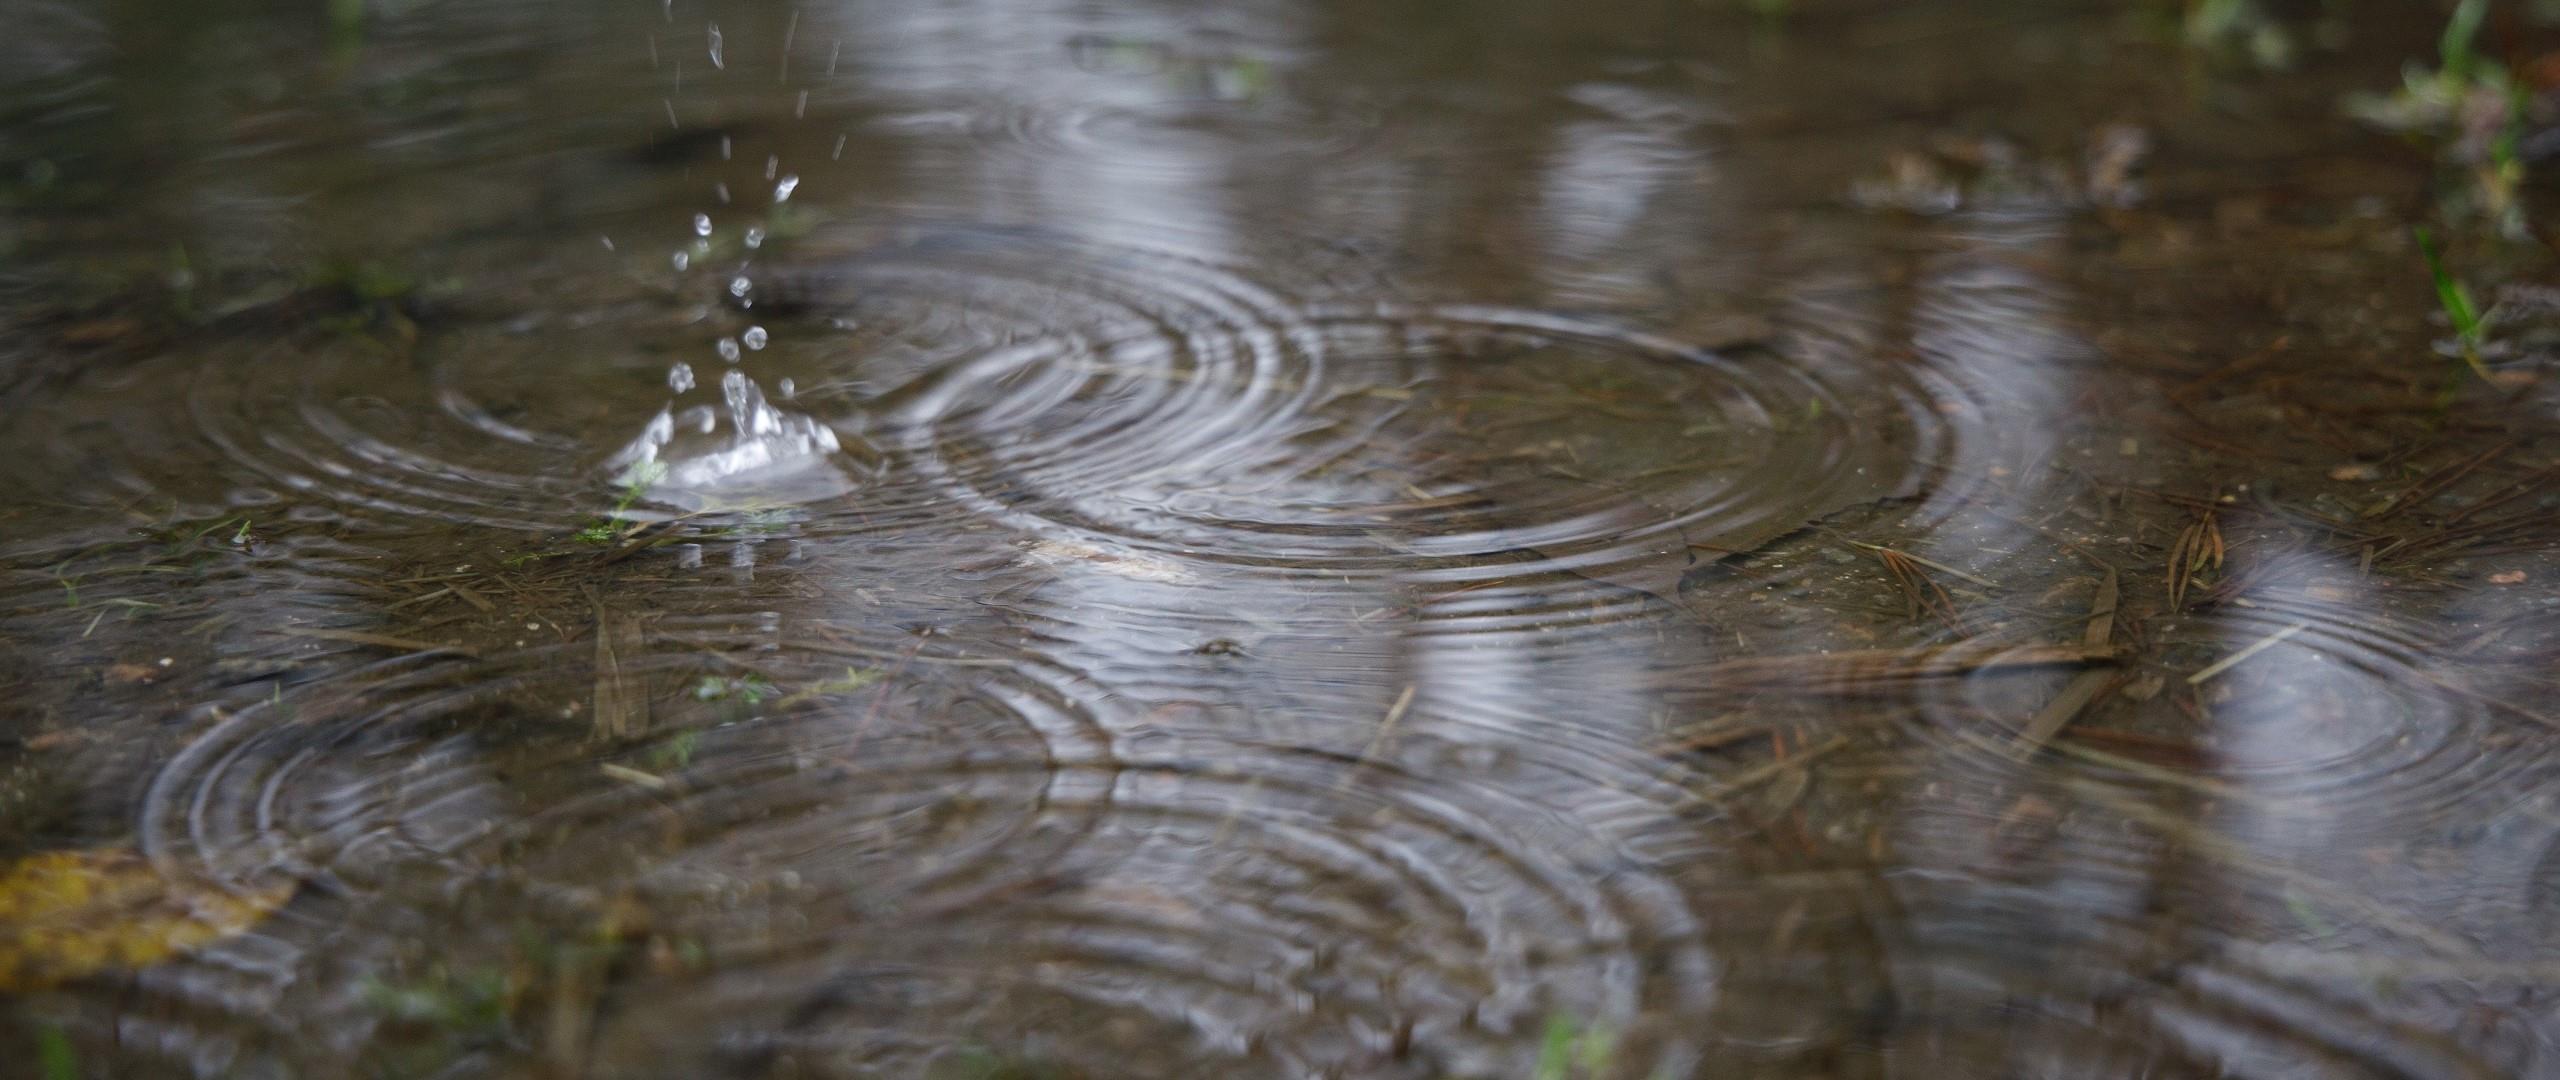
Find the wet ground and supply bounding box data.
[7,0,2560,1076]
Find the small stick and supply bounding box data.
[2364,441,2513,521]
[598,762,669,791]
[2014,568,2126,755]
[447,580,496,613]
[1343,684,1419,788]
[1699,642,2115,688]
[587,586,649,740]
[1712,735,1851,796]
[2012,670,2118,756]
[269,626,478,658]
[2084,567,2120,649]
[383,586,452,611]
[2186,621,2310,685]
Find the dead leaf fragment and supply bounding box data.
[103,663,159,685]
[0,848,293,991]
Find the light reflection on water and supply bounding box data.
[1,0,2556,1077]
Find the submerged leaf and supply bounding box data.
[0,848,292,992]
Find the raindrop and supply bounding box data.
[670,251,690,272]
[774,174,800,203]
[744,226,765,250]
[599,236,616,251]
[719,135,731,161]
[693,213,713,237]
[778,377,796,399]
[706,23,724,69]
[668,362,696,394]
[717,337,742,363]
[729,276,753,299]
[743,326,768,350]
[714,182,731,204]
[764,155,778,180]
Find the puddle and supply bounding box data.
[5,0,2560,1077]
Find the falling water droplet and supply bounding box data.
[774,175,800,203]
[764,155,778,180]
[717,338,742,363]
[693,213,713,237]
[671,251,691,272]
[743,326,768,350]
[669,362,696,393]
[778,377,796,399]
[719,135,732,161]
[706,23,725,69]
[729,276,753,300]
[744,227,765,250]
[714,182,731,204]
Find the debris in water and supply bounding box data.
[0,848,294,992]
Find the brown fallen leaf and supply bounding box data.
[0,848,293,992]
[57,318,143,348]
[104,663,160,685]
[22,730,88,752]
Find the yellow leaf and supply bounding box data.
[0,848,293,992]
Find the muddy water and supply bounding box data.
[6,0,2560,1077]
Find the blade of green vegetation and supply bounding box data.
[38,1024,76,1080]
[1536,1014,1579,1080]
[2416,226,2492,380]
[2440,0,2488,82]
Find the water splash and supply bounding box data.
[610,368,851,511]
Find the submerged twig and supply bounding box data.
[1343,684,1419,788]
[2014,568,2122,755]
[1696,641,2116,692]
[2364,441,2512,521]
[2186,621,2309,685]
[267,625,478,658]
[587,586,649,740]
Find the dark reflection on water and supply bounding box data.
[5,0,2560,1076]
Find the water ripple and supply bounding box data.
[749,228,1937,591]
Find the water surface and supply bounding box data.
[6,1,2560,1077]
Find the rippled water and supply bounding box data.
[7,0,2560,1076]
